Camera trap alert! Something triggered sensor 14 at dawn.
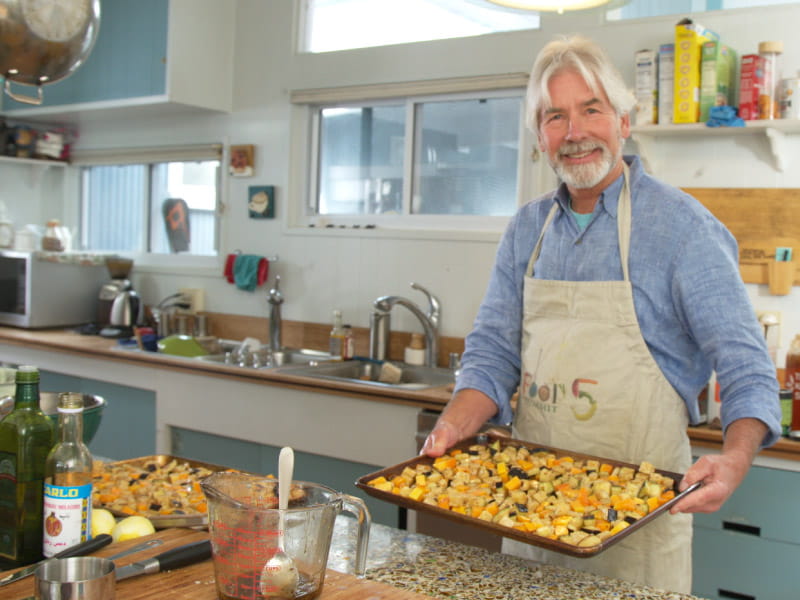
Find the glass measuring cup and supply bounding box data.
[201,471,370,600]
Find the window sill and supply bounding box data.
[284,223,503,243]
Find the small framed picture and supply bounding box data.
[230,144,255,177]
[248,186,275,219]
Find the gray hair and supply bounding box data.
[525,35,636,133]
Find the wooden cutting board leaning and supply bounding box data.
[2,528,437,600]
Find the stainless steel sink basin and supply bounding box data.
[195,347,334,369]
[273,360,455,390]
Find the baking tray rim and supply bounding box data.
[355,434,699,557]
[93,454,236,528]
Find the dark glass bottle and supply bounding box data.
[0,366,55,565]
[43,393,93,557]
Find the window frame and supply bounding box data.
[71,144,225,272]
[289,73,554,239]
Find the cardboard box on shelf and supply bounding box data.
[699,41,738,122]
[658,43,675,125]
[673,18,719,123]
[634,49,658,125]
[739,54,766,120]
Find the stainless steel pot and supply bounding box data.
[0,0,100,105]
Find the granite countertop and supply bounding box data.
[328,515,706,600]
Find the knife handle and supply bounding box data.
[155,540,212,571]
[54,534,113,559]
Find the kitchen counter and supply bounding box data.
[1,325,799,466]
[0,519,709,600]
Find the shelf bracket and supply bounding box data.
[764,127,787,172]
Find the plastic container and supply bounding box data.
[758,40,783,119]
[787,335,800,439]
[342,325,354,360]
[780,75,800,119]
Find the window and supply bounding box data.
[300,0,540,53]
[606,0,797,20]
[73,145,222,257]
[307,90,528,226]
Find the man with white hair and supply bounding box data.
[422,35,780,592]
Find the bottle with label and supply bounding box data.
[758,41,783,119]
[0,365,55,565]
[329,310,345,359]
[787,335,800,439]
[342,325,355,360]
[43,393,94,556]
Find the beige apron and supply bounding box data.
[504,165,693,593]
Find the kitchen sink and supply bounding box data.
[273,360,455,390]
[195,347,335,369]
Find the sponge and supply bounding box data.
[378,362,403,384]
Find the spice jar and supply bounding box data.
[758,41,783,119]
[42,219,64,252]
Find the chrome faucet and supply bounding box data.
[370,282,440,367]
[152,292,191,337]
[267,275,284,352]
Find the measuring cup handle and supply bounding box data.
[341,494,371,578]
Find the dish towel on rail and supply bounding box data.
[231,254,269,291]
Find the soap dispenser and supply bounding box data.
[404,333,426,366]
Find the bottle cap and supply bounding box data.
[409,333,426,350]
[15,365,39,383]
[758,41,783,54]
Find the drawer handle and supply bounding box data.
[718,589,755,600]
[722,521,761,537]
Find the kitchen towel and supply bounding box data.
[706,105,744,128]
[233,254,269,291]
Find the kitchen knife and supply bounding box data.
[0,533,112,586]
[115,539,212,581]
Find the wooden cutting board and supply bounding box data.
[2,528,438,600]
[685,187,800,287]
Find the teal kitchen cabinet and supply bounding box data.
[170,427,400,529]
[692,464,800,600]
[40,370,156,460]
[2,0,233,116]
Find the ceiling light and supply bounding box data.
[484,0,614,14]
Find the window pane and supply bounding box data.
[82,165,147,252]
[412,97,520,216]
[82,160,219,255]
[303,0,539,53]
[150,161,219,255]
[317,105,405,216]
[606,0,795,20]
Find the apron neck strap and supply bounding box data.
[527,162,632,280]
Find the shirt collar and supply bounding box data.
[552,155,638,219]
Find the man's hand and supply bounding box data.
[670,417,767,514]
[420,389,499,457]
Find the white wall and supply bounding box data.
[6,1,800,363]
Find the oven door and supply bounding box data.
[0,252,28,327]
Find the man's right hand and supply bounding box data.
[420,389,500,457]
[420,419,461,457]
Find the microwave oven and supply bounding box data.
[0,250,107,329]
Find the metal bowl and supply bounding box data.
[0,392,105,444]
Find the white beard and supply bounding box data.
[550,138,621,189]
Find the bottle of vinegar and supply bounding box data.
[329,310,345,360]
[43,393,94,556]
[0,366,55,565]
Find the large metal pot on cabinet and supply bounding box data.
[0,0,100,105]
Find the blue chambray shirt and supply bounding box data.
[456,156,781,448]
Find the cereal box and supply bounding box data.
[699,41,737,122]
[658,44,675,125]
[739,54,765,121]
[673,18,719,123]
[634,49,658,125]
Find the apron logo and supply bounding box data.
[521,374,598,421]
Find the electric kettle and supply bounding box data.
[108,288,143,336]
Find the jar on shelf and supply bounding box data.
[758,41,783,120]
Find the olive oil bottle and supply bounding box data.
[0,366,55,565]
[43,393,93,557]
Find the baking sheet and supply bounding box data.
[356,433,700,558]
[93,455,235,529]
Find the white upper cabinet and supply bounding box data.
[1,0,235,122]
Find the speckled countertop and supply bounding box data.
[328,516,708,600]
